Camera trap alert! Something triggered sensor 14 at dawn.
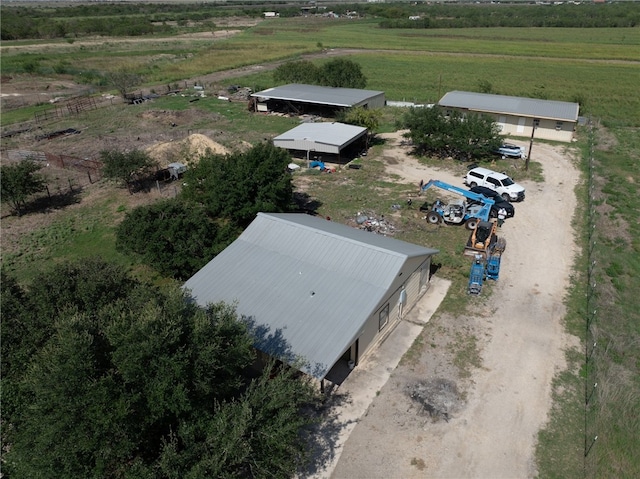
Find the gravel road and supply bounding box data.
[327,133,581,479]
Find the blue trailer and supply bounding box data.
[486,237,507,280]
[468,255,486,295]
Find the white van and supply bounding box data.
[463,167,525,202]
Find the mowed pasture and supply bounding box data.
[1,15,639,478]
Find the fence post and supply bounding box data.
[87,171,92,184]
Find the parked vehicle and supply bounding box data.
[420,179,495,230]
[463,167,525,202]
[495,143,526,159]
[468,185,515,218]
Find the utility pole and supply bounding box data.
[525,119,538,171]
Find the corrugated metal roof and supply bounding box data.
[183,213,438,380]
[252,83,385,107]
[439,91,579,122]
[273,122,367,153]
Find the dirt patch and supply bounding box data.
[146,132,230,167]
[0,74,94,111]
[407,378,464,423]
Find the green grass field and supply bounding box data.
[1,15,639,478]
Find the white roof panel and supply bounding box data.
[252,83,384,108]
[439,91,579,122]
[273,122,367,150]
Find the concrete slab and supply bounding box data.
[305,276,451,478]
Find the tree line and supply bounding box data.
[398,106,503,163]
[273,58,367,89]
[0,2,289,40]
[109,141,295,280]
[3,2,638,40]
[1,259,322,478]
[371,3,640,29]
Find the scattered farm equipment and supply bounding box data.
[464,220,498,257]
[421,179,495,230]
[466,225,507,294]
[468,255,486,295]
[486,237,507,280]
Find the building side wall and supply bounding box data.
[445,107,576,143]
[357,257,432,363]
[273,139,340,154]
[354,92,386,109]
[496,114,575,142]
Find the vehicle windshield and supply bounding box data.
[502,177,515,186]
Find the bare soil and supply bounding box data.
[329,132,582,479]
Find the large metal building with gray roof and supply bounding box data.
[183,212,438,385]
[438,91,579,142]
[250,83,385,115]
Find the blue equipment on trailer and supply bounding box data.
[468,255,486,295]
[485,237,507,280]
[486,255,501,280]
[421,179,495,230]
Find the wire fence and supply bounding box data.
[1,149,104,214]
[583,118,599,479]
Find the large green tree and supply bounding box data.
[181,142,294,227]
[116,199,240,279]
[400,107,502,161]
[339,106,382,147]
[271,58,367,89]
[273,60,320,85]
[1,260,321,478]
[0,159,47,215]
[99,149,157,193]
[319,58,367,89]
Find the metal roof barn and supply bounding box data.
[251,83,385,108]
[438,91,579,122]
[183,212,438,380]
[273,122,368,155]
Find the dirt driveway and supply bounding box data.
[326,133,581,478]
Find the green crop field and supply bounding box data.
[1,9,638,478]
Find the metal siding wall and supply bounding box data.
[452,109,574,143]
[404,269,422,310]
[355,93,386,109]
[359,308,387,358]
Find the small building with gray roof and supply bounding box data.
[438,91,580,142]
[183,212,438,386]
[273,121,368,162]
[250,83,385,116]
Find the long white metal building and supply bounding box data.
[251,83,386,114]
[438,91,580,142]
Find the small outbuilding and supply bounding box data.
[273,121,368,163]
[250,83,385,116]
[438,91,580,142]
[183,212,438,386]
